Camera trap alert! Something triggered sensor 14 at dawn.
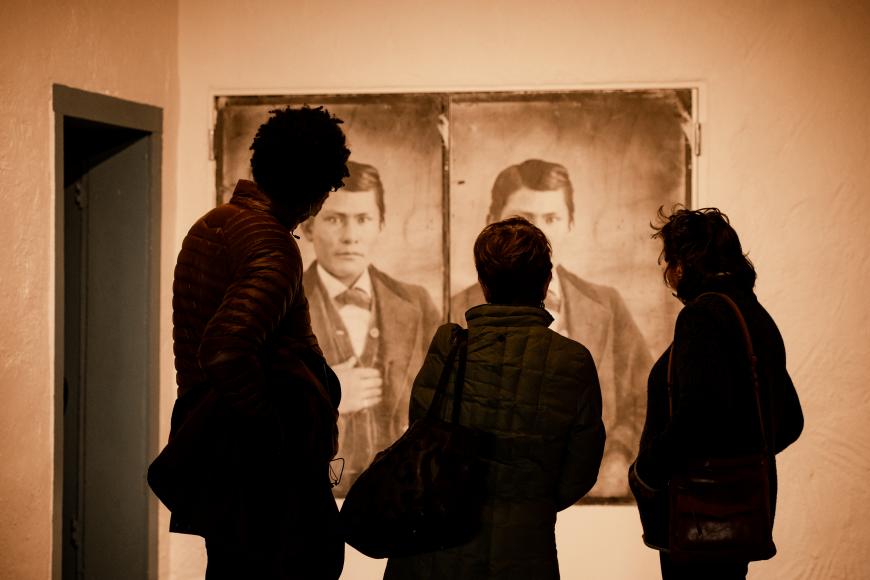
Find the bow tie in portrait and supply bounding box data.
[335,286,372,310]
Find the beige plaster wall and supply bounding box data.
[9,0,865,578]
[175,1,870,578]
[0,1,178,578]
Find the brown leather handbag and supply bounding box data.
[666,292,776,563]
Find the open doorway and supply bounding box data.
[53,85,161,580]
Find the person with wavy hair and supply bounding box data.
[167,105,350,579]
[630,206,804,579]
[386,217,604,579]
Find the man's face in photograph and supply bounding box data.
[304,190,382,286]
[498,187,572,256]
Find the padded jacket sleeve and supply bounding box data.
[198,209,301,399]
[636,304,724,487]
[555,347,606,510]
[408,324,457,424]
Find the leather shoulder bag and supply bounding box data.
[667,292,776,563]
[340,325,487,559]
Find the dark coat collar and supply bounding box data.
[688,273,756,304]
[465,303,554,328]
[229,179,295,228]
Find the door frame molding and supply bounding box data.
[52,84,162,580]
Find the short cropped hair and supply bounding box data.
[487,159,575,225]
[250,105,350,218]
[345,161,386,225]
[474,217,553,306]
[652,206,757,301]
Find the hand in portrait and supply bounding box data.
[334,356,383,414]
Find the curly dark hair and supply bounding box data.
[250,105,350,218]
[474,216,553,306]
[652,205,756,301]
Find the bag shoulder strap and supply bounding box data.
[667,292,769,454]
[428,325,469,423]
[451,328,469,424]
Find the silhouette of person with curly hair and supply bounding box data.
[167,106,351,579]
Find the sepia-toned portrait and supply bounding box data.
[215,88,694,501]
[216,95,446,495]
[447,90,693,500]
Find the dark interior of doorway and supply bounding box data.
[55,85,161,580]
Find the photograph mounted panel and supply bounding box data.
[215,87,696,502]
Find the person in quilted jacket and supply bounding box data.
[169,105,350,579]
[384,217,606,579]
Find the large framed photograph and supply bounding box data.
[215,87,696,502]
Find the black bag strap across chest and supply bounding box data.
[667,292,769,455]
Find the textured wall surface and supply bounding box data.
[175,0,870,579]
[0,1,178,578]
[2,0,868,578]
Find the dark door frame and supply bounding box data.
[52,84,162,580]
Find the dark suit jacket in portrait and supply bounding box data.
[304,262,441,496]
[450,265,652,498]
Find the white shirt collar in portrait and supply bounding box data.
[317,263,374,302]
[547,264,566,336]
[317,263,374,358]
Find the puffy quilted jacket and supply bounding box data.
[169,180,341,566]
[174,180,323,397]
[384,304,605,580]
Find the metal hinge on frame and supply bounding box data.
[74,182,87,209]
[693,122,702,157]
[208,128,215,161]
[70,517,81,549]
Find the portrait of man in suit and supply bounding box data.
[450,159,653,499]
[216,90,692,501]
[301,161,441,496]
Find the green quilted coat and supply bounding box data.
[383,304,605,580]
